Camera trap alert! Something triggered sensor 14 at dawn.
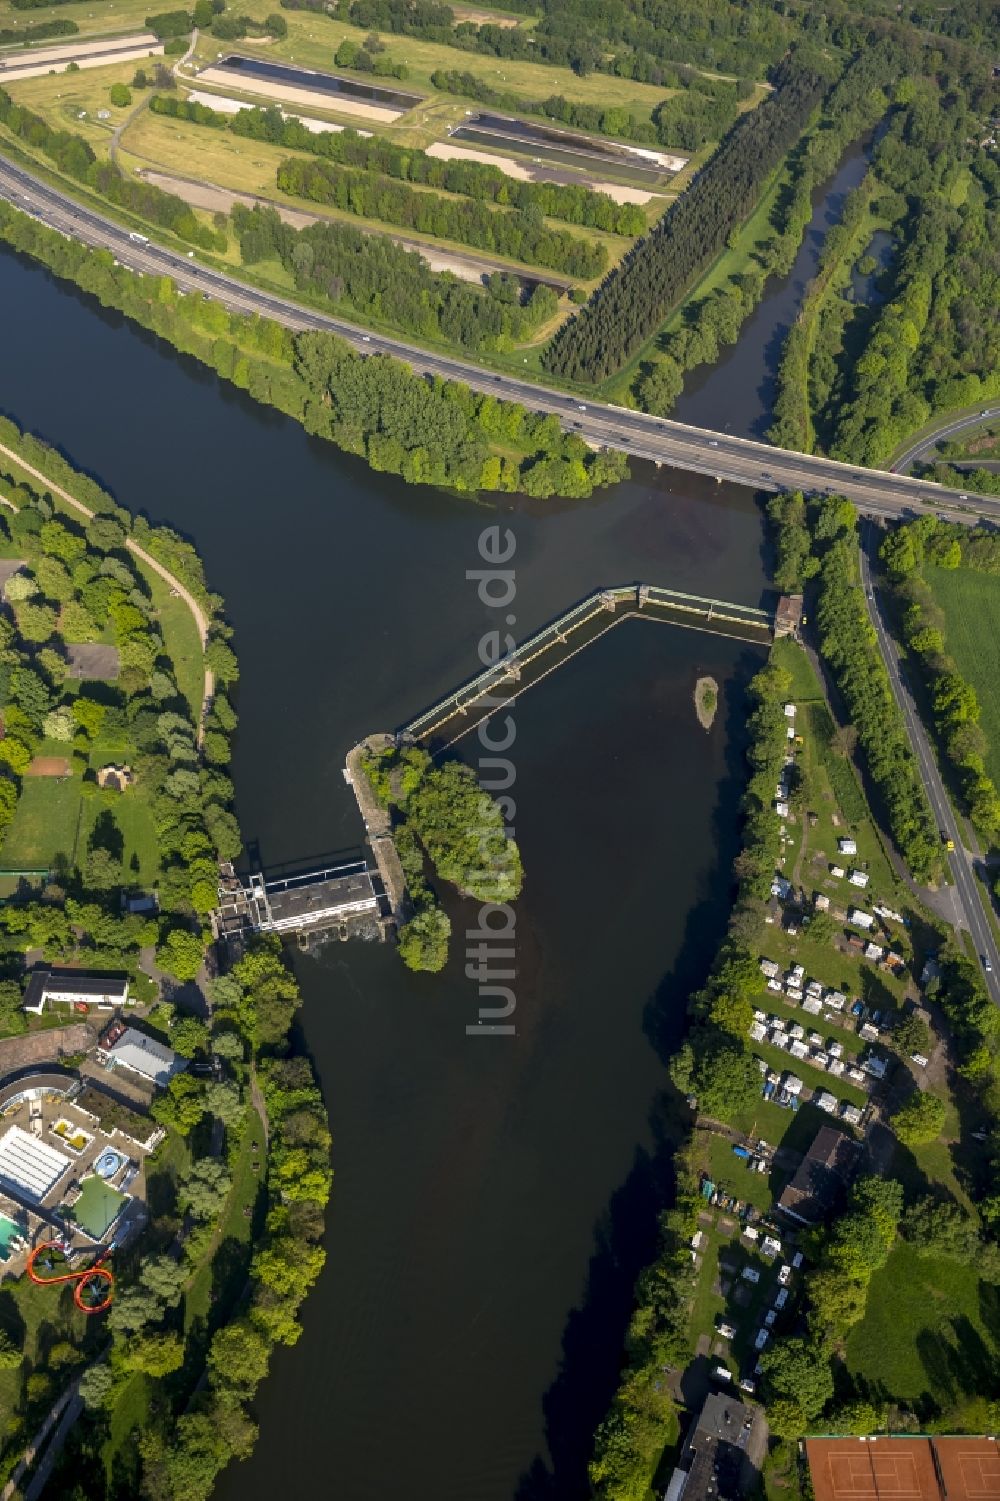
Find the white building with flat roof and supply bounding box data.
[0,1125,71,1202]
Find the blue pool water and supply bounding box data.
[0,1213,22,1258]
[94,1149,125,1180]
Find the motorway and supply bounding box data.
[860,522,1000,1002]
[4,151,1000,524]
[894,408,1000,475]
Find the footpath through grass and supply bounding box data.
[925,565,1000,790]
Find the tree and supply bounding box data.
[892,1012,932,1059]
[78,1362,115,1410]
[0,979,27,1037]
[14,600,57,643]
[109,83,132,108]
[760,1337,834,1418]
[139,1254,187,1306]
[150,1073,206,1135]
[903,1194,980,1262]
[43,706,75,742]
[204,1080,243,1126]
[207,1319,270,1397]
[891,1091,946,1146]
[157,926,205,982]
[211,1028,244,1063]
[171,1016,211,1058]
[108,1286,165,1338]
[398,906,451,972]
[179,1157,231,1220]
[4,572,37,602]
[83,846,123,892]
[123,1331,183,1376]
[0,1330,21,1369]
[206,637,239,683]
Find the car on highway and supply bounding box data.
[709,439,719,447]
[984,956,993,973]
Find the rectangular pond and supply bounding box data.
[451,112,680,187]
[214,53,423,113]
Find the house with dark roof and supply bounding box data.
[23,969,130,1016]
[664,1394,768,1501]
[777,1124,862,1226]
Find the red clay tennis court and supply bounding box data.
[934,1439,1000,1501]
[807,1440,942,1501]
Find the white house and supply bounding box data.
[830,865,846,880]
[814,893,831,912]
[99,1027,185,1089]
[862,1053,888,1080]
[23,969,130,1016]
[848,869,870,889]
[849,908,875,930]
[815,1090,838,1115]
[840,1102,864,1126]
[775,800,790,819]
[760,959,780,979]
[838,838,858,856]
[783,703,796,719]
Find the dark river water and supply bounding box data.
[0,217,786,1496]
[672,141,873,436]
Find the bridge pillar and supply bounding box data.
[637,585,651,608]
[599,591,618,612]
[506,663,522,683]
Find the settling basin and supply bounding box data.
[212,53,423,113]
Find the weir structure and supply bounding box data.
[400,582,773,747]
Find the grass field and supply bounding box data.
[0,0,154,43]
[845,1238,1000,1414]
[925,566,1000,790]
[0,1273,100,1470]
[183,1106,266,1332]
[2,56,153,156]
[193,13,684,125]
[0,775,82,869]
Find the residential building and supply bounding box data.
[23,969,130,1016]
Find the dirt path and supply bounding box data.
[0,439,214,734]
[111,26,198,165]
[136,167,574,289]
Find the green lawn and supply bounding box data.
[0,1274,101,1472]
[183,1107,266,1332]
[0,776,82,870]
[926,566,1000,790]
[845,1238,1000,1415]
[73,1177,128,1240]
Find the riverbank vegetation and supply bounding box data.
[627,36,908,413]
[770,71,1000,463]
[0,416,240,966]
[590,616,1000,1498]
[0,198,629,498]
[361,744,522,971]
[881,516,1000,842]
[768,491,942,883]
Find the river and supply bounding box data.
[0,153,816,1496]
[672,141,873,437]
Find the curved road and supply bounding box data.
[860,521,1000,1002]
[894,408,1000,476]
[4,152,1000,524]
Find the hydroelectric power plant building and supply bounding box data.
[215,861,380,943]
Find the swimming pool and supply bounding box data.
[93,1148,126,1180]
[0,1212,23,1259]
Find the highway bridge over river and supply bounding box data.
[3,154,1000,525]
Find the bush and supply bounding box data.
[109,83,132,108]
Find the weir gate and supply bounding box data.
[400,582,773,747]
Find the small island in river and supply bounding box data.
[694,675,719,730]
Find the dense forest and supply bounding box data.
[148,96,646,235]
[232,202,564,351]
[542,54,830,383]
